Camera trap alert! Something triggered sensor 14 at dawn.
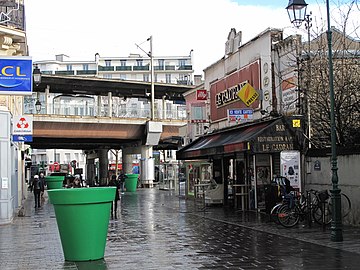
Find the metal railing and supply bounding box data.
[24,98,186,121]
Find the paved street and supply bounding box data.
[1,188,360,269]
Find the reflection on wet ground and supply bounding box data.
[1,189,360,269]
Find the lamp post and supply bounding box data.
[33,64,42,114]
[286,0,343,242]
[148,35,155,120]
[35,99,42,113]
[33,64,41,87]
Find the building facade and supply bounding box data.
[0,0,28,224]
[178,28,304,211]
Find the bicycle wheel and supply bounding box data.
[312,201,332,225]
[277,204,300,228]
[341,193,351,218]
[270,203,283,224]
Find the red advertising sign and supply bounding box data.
[196,89,207,100]
[210,60,260,122]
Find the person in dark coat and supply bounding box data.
[30,175,44,208]
[71,175,82,188]
[118,170,127,193]
[108,174,120,219]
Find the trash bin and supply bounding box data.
[125,174,139,192]
[45,176,65,189]
[47,187,116,261]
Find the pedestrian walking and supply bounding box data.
[118,170,127,194]
[108,174,120,219]
[30,175,44,208]
[39,171,46,202]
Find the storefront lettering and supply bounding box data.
[276,124,285,132]
[261,143,294,152]
[215,81,247,108]
[257,136,293,143]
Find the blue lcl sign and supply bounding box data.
[0,56,32,95]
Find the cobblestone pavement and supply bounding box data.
[1,188,360,270]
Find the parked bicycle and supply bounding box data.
[272,189,351,228]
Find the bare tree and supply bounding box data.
[302,2,360,148]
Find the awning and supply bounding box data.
[177,117,302,160]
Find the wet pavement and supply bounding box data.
[1,188,360,269]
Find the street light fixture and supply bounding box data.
[286,0,343,242]
[35,99,41,113]
[33,64,42,87]
[286,0,308,28]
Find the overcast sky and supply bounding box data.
[25,0,358,75]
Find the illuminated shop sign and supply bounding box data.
[0,56,32,95]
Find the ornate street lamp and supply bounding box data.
[286,0,343,242]
[35,100,42,113]
[33,64,42,87]
[286,0,308,28]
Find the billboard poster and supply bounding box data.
[210,60,260,122]
[280,150,301,191]
[0,56,33,95]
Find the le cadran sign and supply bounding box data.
[12,115,33,142]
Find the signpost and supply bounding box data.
[227,108,253,123]
[12,115,33,142]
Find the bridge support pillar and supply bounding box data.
[86,158,96,186]
[122,148,134,175]
[98,149,109,186]
[140,146,155,188]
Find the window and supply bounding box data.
[65,153,71,163]
[83,64,89,71]
[105,60,111,67]
[55,153,60,163]
[143,74,149,82]
[75,153,79,163]
[154,74,158,82]
[66,65,72,71]
[103,74,112,79]
[158,59,164,69]
[178,59,186,67]
[120,74,126,80]
[166,74,171,83]
[136,59,143,66]
[166,150,173,158]
[120,60,126,66]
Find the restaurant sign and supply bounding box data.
[251,119,299,153]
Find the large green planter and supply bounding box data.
[45,176,65,189]
[125,174,139,192]
[47,187,116,261]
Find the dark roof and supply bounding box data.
[35,75,194,101]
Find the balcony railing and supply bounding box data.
[154,66,164,71]
[165,65,176,70]
[178,65,193,70]
[98,66,115,71]
[133,66,150,71]
[55,70,75,75]
[116,66,132,71]
[77,70,97,75]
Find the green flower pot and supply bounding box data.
[47,187,116,261]
[125,174,139,192]
[45,176,65,189]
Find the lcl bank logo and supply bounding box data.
[0,56,32,95]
